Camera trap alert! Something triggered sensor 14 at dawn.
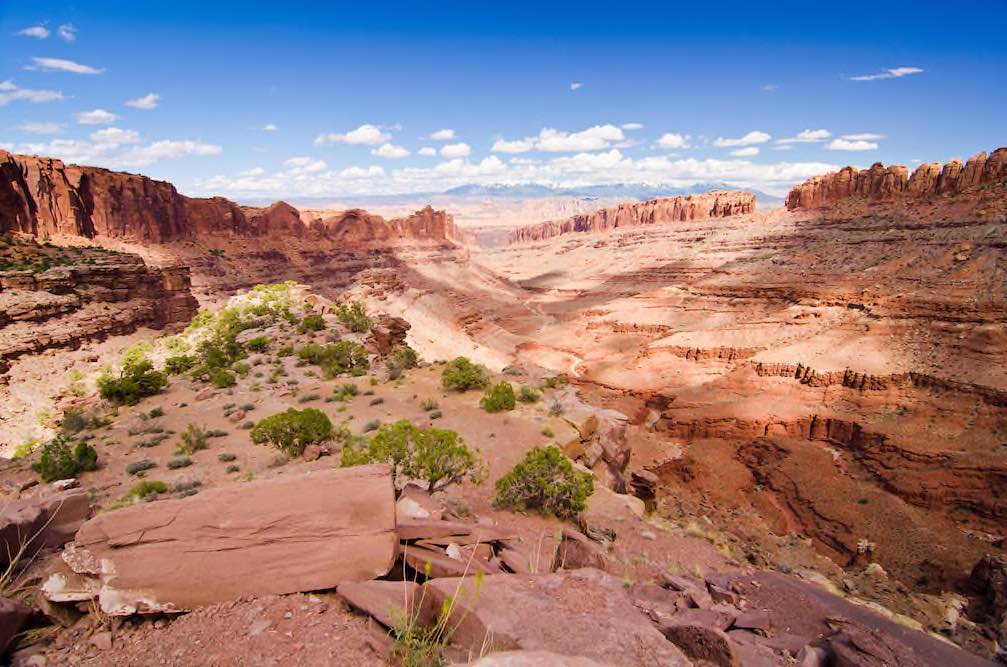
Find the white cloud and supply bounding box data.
[849,66,924,81]
[730,147,760,157]
[492,124,626,154]
[75,109,119,125]
[125,93,159,110]
[440,142,471,158]
[90,127,140,144]
[826,138,878,151]
[2,138,221,169]
[283,156,327,173]
[842,133,884,141]
[429,128,455,140]
[762,84,778,92]
[418,147,437,157]
[621,122,643,130]
[18,121,63,134]
[17,25,50,39]
[656,133,690,149]
[57,24,77,41]
[340,165,385,179]
[772,145,793,151]
[0,80,63,105]
[240,167,265,177]
[713,131,771,147]
[29,57,104,75]
[315,123,391,146]
[116,140,221,167]
[262,123,278,131]
[776,129,831,144]
[371,143,410,159]
[570,82,583,91]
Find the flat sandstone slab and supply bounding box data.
[54,464,397,614]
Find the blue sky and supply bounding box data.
[2,1,1005,199]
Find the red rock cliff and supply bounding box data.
[0,151,457,246]
[508,190,756,244]
[785,147,1007,210]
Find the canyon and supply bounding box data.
[1,146,1006,664]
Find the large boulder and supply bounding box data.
[422,568,691,666]
[0,489,90,566]
[45,465,397,614]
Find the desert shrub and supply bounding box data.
[278,345,294,357]
[335,301,372,333]
[518,386,541,404]
[548,400,564,416]
[128,480,167,499]
[164,354,196,375]
[362,418,382,433]
[232,362,251,376]
[420,398,439,412]
[387,347,419,380]
[298,393,321,403]
[297,341,369,378]
[544,374,569,389]
[148,407,165,418]
[298,313,326,333]
[541,427,555,438]
[209,368,237,388]
[250,407,333,456]
[176,424,209,455]
[240,403,255,411]
[126,459,157,476]
[225,464,240,473]
[245,336,270,352]
[369,397,384,406]
[60,409,88,435]
[30,437,98,482]
[167,456,192,469]
[480,382,515,413]
[341,420,484,492]
[98,357,168,406]
[428,410,443,420]
[440,357,490,392]
[206,429,228,438]
[494,446,593,519]
[218,452,237,462]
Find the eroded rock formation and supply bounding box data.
[786,146,1007,209]
[508,190,755,243]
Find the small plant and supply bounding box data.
[245,336,270,352]
[299,392,321,403]
[278,345,294,357]
[126,459,157,476]
[369,396,385,406]
[218,452,237,462]
[548,400,564,417]
[250,407,334,456]
[209,368,237,388]
[226,464,240,473]
[148,407,165,418]
[480,381,516,413]
[297,341,370,378]
[232,362,251,376]
[541,426,555,438]
[428,410,443,420]
[298,313,326,333]
[494,446,593,519]
[30,437,98,482]
[167,456,192,469]
[420,398,439,412]
[441,357,490,392]
[98,356,168,406]
[176,424,209,454]
[544,374,569,389]
[128,480,167,500]
[335,301,372,333]
[388,347,419,379]
[240,420,255,429]
[363,418,382,433]
[164,354,195,375]
[207,429,228,437]
[240,403,255,411]
[518,385,541,404]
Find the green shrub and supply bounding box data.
[297,341,369,378]
[232,362,251,376]
[341,420,484,492]
[246,336,270,352]
[335,301,372,333]
[441,357,490,392]
[388,347,419,379]
[480,381,516,413]
[128,480,167,499]
[209,368,237,388]
[225,464,240,474]
[98,357,168,406]
[61,409,88,435]
[176,424,209,455]
[218,452,237,462]
[126,459,157,476]
[494,446,593,519]
[30,437,98,482]
[518,385,541,403]
[298,313,326,333]
[167,456,192,469]
[164,354,196,375]
[148,407,165,418]
[544,374,569,389]
[278,345,294,357]
[541,427,555,438]
[298,393,321,403]
[250,408,334,456]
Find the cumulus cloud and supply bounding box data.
[371,143,410,159]
[283,156,327,173]
[29,57,104,75]
[0,80,63,105]
[89,127,140,144]
[656,133,690,149]
[570,82,583,91]
[429,128,455,140]
[418,147,437,157]
[729,147,759,157]
[842,133,884,141]
[262,123,278,131]
[75,109,118,125]
[440,142,471,158]
[240,167,265,177]
[772,145,793,151]
[17,25,50,39]
[621,122,643,130]
[491,124,625,154]
[827,138,878,151]
[776,129,831,144]
[340,165,385,179]
[116,140,221,167]
[315,123,391,146]
[849,66,924,81]
[713,131,771,147]
[1,137,220,169]
[58,24,77,41]
[125,93,159,110]
[18,121,63,134]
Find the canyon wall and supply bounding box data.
[0,151,458,246]
[508,190,755,243]
[786,146,1007,210]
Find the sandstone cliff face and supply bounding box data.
[508,190,755,243]
[785,147,1007,210]
[0,151,457,246]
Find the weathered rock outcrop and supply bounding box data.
[785,146,1007,209]
[0,151,457,246]
[509,190,755,243]
[43,465,397,614]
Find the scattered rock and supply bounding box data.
[0,490,90,566]
[0,597,31,654]
[89,631,112,650]
[553,527,608,571]
[337,580,431,629]
[661,622,740,667]
[395,485,443,521]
